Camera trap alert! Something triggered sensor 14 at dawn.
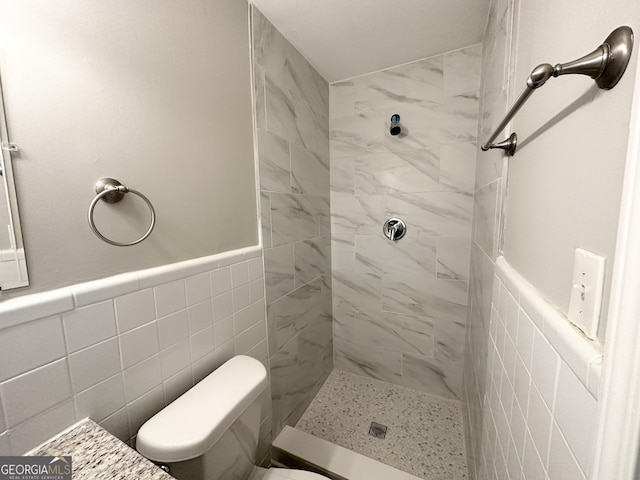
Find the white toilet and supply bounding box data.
[137,355,330,480]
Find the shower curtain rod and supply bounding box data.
[481,26,633,157]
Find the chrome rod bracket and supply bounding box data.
[481,133,518,156]
[1,143,18,152]
[481,26,633,157]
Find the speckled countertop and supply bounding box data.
[27,419,173,480]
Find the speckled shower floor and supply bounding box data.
[295,370,467,480]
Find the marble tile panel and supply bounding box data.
[286,67,329,159]
[285,41,329,124]
[435,316,467,364]
[437,236,472,282]
[381,92,479,153]
[330,195,383,234]
[334,309,434,357]
[331,234,355,271]
[294,237,330,287]
[439,142,477,194]
[269,337,299,434]
[260,192,272,249]
[254,63,266,130]
[330,81,356,119]
[252,8,289,86]
[270,193,318,246]
[354,148,440,195]
[354,234,437,276]
[313,196,331,237]
[291,143,329,195]
[382,275,468,320]
[334,339,402,384]
[298,313,333,365]
[330,112,386,159]
[444,45,482,96]
[265,74,304,149]
[352,55,444,113]
[474,181,499,257]
[400,353,463,399]
[385,191,473,238]
[264,244,295,304]
[330,157,355,196]
[267,278,323,351]
[258,129,290,193]
[332,270,382,319]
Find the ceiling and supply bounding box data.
[250,0,491,83]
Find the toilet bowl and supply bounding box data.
[136,355,330,480]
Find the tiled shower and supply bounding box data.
[0,1,636,479]
[329,45,481,399]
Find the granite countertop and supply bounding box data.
[28,419,174,480]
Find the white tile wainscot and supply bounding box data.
[0,245,271,456]
[479,256,603,480]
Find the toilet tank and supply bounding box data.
[137,355,269,476]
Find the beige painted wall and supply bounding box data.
[0,0,258,297]
[503,0,639,342]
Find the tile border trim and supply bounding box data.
[0,245,261,331]
[496,256,602,398]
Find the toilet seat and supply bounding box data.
[263,467,331,479]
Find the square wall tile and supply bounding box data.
[530,330,559,408]
[187,301,214,334]
[157,309,189,350]
[114,289,156,333]
[9,401,75,455]
[248,258,264,282]
[214,316,235,347]
[160,339,191,380]
[213,292,234,322]
[0,316,66,382]
[69,338,121,393]
[233,284,252,313]
[62,301,117,353]
[548,422,587,480]
[163,368,193,405]
[185,273,211,306]
[75,374,126,423]
[231,261,250,288]
[2,359,72,428]
[123,354,162,403]
[127,386,165,435]
[154,280,187,318]
[190,326,215,362]
[211,267,232,296]
[119,322,160,369]
[554,363,597,473]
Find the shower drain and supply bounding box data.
[368,422,388,439]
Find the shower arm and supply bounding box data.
[481,26,633,156]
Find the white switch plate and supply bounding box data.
[568,248,606,340]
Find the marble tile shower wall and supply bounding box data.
[462,0,515,477]
[252,8,333,438]
[0,247,271,457]
[329,45,481,399]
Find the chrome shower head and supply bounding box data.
[390,114,401,136]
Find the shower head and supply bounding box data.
[390,114,401,136]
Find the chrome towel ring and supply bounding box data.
[88,177,156,247]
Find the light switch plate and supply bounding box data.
[568,248,606,340]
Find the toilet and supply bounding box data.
[137,355,330,480]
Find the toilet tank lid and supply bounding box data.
[136,355,268,463]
